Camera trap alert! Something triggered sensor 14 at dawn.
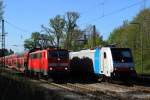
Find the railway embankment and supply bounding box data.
[0,68,115,100]
[0,68,150,100]
[0,69,45,100]
[0,68,88,100]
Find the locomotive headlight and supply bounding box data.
[130,67,134,70]
[50,67,53,70]
[114,67,117,71]
[65,67,68,70]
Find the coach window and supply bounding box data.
[104,52,107,59]
[37,53,41,59]
[30,55,32,58]
[34,54,37,59]
[30,54,34,59]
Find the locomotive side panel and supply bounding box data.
[70,48,102,77]
[101,47,113,77]
[28,51,44,74]
[41,50,48,75]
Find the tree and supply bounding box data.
[41,12,82,50]
[83,25,105,49]
[64,12,80,50]
[42,15,65,47]
[69,29,85,51]
[31,32,41,47]
[24,38,35,50]
[50,15,65,47]
[0,49,8,57]
[9,49,14,55]
[24,32,53,50]
[107,9,150,74]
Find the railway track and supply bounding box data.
[39,79,106,100]
[1,67,150,99]
[39,78,150,100]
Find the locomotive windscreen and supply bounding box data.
[48,50,69,58]
[110,48,133,63]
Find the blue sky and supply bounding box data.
[3,0,150,52]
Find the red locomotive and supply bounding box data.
[0,48,70,79]
[27,48,69,77]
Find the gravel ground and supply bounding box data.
[82,82,150,100]
[0,68,118,100]
[1,68,150,100]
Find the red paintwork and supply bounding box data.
[1,52,29,72]
[28,50,48,72]
[28,48,69,75]
[0,48,69,77]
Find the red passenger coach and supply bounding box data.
[6,54,18,69]
[28,48,69,77]
[2,52,29,73]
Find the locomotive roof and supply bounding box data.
[29,48,68,54]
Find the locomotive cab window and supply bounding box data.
[111,48,133,63]
[49,51,58,58]
[48,50,68,58]
[34,54,37,59]
[104,52,107,59]
[58,51,69,58]
[37,53,41,59]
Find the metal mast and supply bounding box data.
[1,19,5,67]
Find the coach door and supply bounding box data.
[102,49,110,77]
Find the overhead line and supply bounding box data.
[80,1,105,15]
[5,20,29,33]
[102,1,143,18]
[80,1,143,26]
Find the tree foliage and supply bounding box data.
[24,12,105,51]
[108,9,150,74]
[42,15,65,47]
[64,12,80,50]
[0,49,14,57]
[83,25,105,49]
[41,12,86,51]
[24,32,53,50]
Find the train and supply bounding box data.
[69,47,137,81]
[0,48,70,79]
[0,46,136,81]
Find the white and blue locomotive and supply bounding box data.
[69,47,136,80]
